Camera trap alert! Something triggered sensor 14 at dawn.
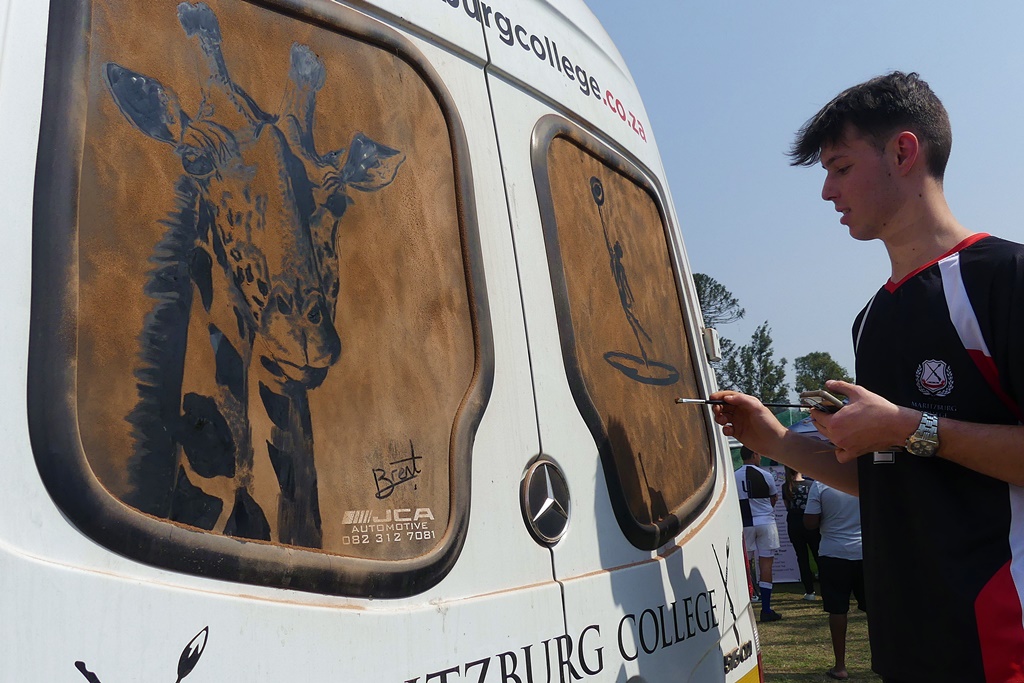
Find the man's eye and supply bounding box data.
[837,165,852,175]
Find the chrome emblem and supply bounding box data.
[521,459,571,546]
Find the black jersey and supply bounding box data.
[852,234,1024,682]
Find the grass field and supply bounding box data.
[756,583,880,682]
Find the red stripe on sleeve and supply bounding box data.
[966,349,1024,423]
[975,561,1024,682]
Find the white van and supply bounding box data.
[0,0,762,680]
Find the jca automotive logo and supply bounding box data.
[916,359,954,397]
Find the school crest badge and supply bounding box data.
[916,359,954,397]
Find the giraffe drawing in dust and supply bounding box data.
[106,2,405,547]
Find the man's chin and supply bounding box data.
[846,223,878,242]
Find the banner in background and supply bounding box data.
[768,465,801,583]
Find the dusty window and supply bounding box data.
[31,0,489,596]
[535,125,715,548]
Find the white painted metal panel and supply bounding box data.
[349,0,488,63]
[0,553,568,681]
[474,0,665,173]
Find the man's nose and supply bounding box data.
[821,177,837,202]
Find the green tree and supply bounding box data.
[719,321,788,403]
[693,273,745,329]
[713,337,738,388]
[793,351,853,396]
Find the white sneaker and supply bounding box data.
[802,592,817,601]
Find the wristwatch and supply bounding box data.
[905,412,940,457]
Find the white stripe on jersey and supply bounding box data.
[938,252,993,357]
[939,250,1024,636]
[1011,489,1024,638]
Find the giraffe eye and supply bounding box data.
[276,295,293,314]
[307,304,322,325]
[181,147,214,177]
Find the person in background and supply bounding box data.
[783,467,820,600]
[735,446,782,622]
[712,71,1024,681]
[805,480,866,681]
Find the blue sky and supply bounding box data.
[585,0,1024,395]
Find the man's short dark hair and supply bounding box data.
[740,446,757,462]
[788,71,952,180]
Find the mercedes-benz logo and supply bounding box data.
[521,459,571,546]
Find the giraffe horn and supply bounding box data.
[177,2,273,125]
[280,44,326,155]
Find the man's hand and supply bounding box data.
[710,387,861,495]
[708,390,789,454]
[809,380,920,462]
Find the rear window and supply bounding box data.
[30,0,491,596]
[532,118,715,548]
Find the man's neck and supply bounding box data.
[882,187,971,283]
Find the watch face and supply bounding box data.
[908,437,938,457]
[907,412,939,457]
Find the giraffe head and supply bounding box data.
[104,2,404,388]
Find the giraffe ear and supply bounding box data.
[338,133,406,191]
[104,63,186,145]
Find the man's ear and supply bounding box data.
[892,131,921,176]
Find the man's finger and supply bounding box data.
[826,379,857,395]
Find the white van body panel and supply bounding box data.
[351,0,488,62]
[0,0,49,553]
[475,0,658,167]
[0,0,761,680]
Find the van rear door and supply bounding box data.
[477,1,757,680]
[10,0,572,678]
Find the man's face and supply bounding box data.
[819,127,901,241]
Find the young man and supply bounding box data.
[734,447,782,622]
[710,72,1024,682]
[805,480,865,681]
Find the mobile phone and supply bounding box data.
[799,389,844,413]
